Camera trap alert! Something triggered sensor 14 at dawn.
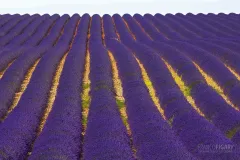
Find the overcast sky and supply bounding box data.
[0,0,239,16]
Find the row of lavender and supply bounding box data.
[0,13,239,159]
[114,13,240,138]
[0,13,240,47]
[104,14,240,159]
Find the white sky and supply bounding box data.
[0,0,238,16]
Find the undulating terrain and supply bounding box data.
[0,13,240,159]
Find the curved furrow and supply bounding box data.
[113,14,137,41]
[81,14,134,160]
[1,59,40,122]
[108,51,137,157]
[28,15,84,160]
[0,15,59,77]
[0,14,80,122]
[0,46,33,72]
[124,14,153,41]
[79,16,92,160]
[0,14,30,37]
[133,14,167,41]
[0,14,19,28]
[0,14,40,46]
[187,40,240,106]
[112,18,240,159]
[175,13,226,39]
[112,14,136,44]
[56,14,80,45]
[103,15,137,158]
[0,15,62,84]
[81,47,90,136]
[131,42,237,159]
[143,14,184,40]
[206,14,240,32]
[189,40,240,74]
[105,39,197,160]
[166,40,240,109]
[0,14,21,29]
[122,14,152,45]
[0,59,14,79]
[23,14,60,47]
[102,15,137,156]
[170,14,217,38]
[8,14,50,46]
[155,14,201,39]
[196,14,240,36]
[0,44,70,160]
[0,46,49,121]
[1,13,240,159]
[39,14,70,47]
[102,14,119,40]
[148,42,240,137]
[184,14,235,38]
[0,15,79,160]
[83,40,134,160]
[119,17,240,137]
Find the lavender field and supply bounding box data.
[0,13,240,159]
